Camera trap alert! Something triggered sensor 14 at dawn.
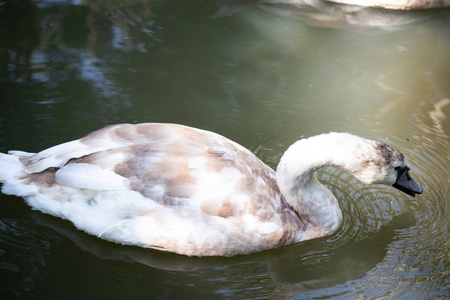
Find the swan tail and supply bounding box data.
[0,151,38,197]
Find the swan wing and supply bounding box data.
[55,163,131,190]
[19,123,200,173]
[18,123,276,208]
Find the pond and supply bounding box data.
[0,0,449,298]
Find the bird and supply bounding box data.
[0,123,423,256]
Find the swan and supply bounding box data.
[0,123,423,256]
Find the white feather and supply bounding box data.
[0,153,24,181]
[55,163,130,190]
[23,141,97,173]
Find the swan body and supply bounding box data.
[0,123,422,256]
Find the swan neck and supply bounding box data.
[276,133,370,232]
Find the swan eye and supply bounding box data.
[394,166,400,171]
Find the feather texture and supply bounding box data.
[55,163,131,190]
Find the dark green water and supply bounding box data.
[0,0,449,298]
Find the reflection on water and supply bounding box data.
[0,0,449,298]
[217,0,443,29]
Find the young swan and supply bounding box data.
[0,124,422,256]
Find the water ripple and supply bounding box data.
[0,218,56,298]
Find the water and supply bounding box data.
[0,0,449,298]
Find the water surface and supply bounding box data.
[0,0,449,298]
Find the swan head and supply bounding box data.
[352,141,423,197]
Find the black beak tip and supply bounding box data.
[415,185,424,195]
[392,169,423,197]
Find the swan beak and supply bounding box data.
[392,166,423,197]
